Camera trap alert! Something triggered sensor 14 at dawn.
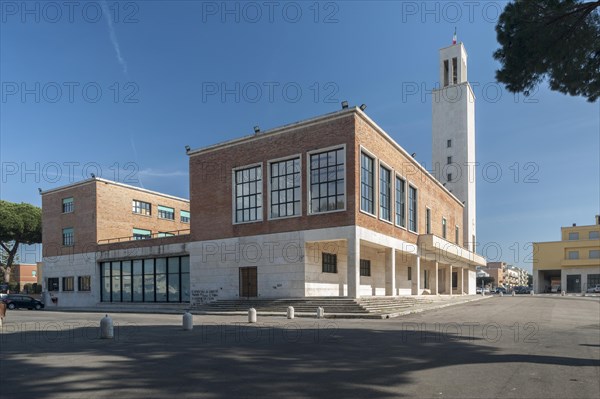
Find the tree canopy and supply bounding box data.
[494,0,600,102]
[0,200,42,284]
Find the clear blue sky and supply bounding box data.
[1,1,598,271]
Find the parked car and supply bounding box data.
[587,284,600,293]
[495,287,507,294]
[1,294,44,310]
[476,287,482,294]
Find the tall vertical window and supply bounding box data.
[62,228,74,246]
[133,200,151,216]
[309,148,345,213]
[455,226,460,244]
[133,228,151,240]
[447,173,453,182]
[270,158,301,218]
[452,57,458,84]
[62,277,74,291]
[408,186,418,232]
[322,253,337,273]
[360,152,375,214]
[234,165,263,223]
[426,208,431,234]
[447,156,452,165]
[379,165,391,221]
[395,176,406,227]
[180,210,190,223]
[442,218,447,239]
[62,197,74,213]
[443,60,449,87]
[360,259,371,277]
[158,205,175,220]
[408,267,412,281]
[447,139,452,148]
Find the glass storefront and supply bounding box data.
[101,256,190,302]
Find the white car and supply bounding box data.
[586,284,600,293]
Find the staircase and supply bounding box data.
[196,296,437,315]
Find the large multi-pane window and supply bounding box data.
[568,251,579,260]
[62,197,73,213]
[101,256,190,303]
[568,232,579,240]
[395,176,406,227]
[62,228,74,246]
[379,166,391,221]
[47,278,59,291]
[322,253,337,273]
[270,158,301,218]
[133,228,151,240]
[590,250,600,259]
[180,210,190,223]
[133,200,151,216]
[234,165,263,223]
[310,148,345,213]
[360,152,375,214]
[158,205,175,220]
[408,186,418,232]
[589,231,599,239]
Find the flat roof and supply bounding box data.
[188,107,463,206]
[40,177,189,203]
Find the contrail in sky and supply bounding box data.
[101,0,128,74]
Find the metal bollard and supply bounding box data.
[561,291,565,296]
[511,291,515,297]
[248,308,257,323]
[316,307,325,319]
[287,306,294,319]
[183,311,193,331]
[100,314,114,339]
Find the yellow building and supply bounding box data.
[533,216,600,293]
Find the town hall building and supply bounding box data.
[41,41,485,307]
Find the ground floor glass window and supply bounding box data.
[101,256,190,302]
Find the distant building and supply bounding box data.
[533,216,600,293]
[481,262,528,288]
[9,263,39,290]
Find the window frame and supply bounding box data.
[447,139,452,148]
[442,217,447,239]
[378,161,393,223]
[395,174,406,229]
[157,205,175,221]
[62,227,74,247]
[307,145,346,215]
[568,232,579,240]
[359,149,376,217]
[232,163,264,224]
[408,184,418,233]
[62,276,74,292]
[62,197,74,213]
[322,252,338,274]
[589,231,599,239]
[78,276,91,291]
[47,277,59,292]
[132,200,152,216]
[568,251,579,260]
[589,250,600,259]
[180,210,190,223]
[267,155,302,220]
[425,207,431,234]
[360,259,371,277]
[133,228,152,240]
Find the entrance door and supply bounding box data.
[239,267,258,298]
[566,274,581,293]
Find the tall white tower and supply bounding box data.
[432,39,477,253]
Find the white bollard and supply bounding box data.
[183,311,193,331]
[248,308,257,323]
[530,290,534,296]
[499,292,503,297]
[511,291,516,297]
[561,291,565,296]
[100,314,114,339]
[316,307,325,319]
[287,306,294,319]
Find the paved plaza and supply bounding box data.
[1,296,599,398]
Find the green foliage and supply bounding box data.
[494,0,600,102]
[0,201,42,283]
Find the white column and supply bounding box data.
[347,233,360,299]
[434,261,439,295]
[448,264,453,296]
[385,248,396,296]
[412,255,421,296]
[460,267,464,295]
